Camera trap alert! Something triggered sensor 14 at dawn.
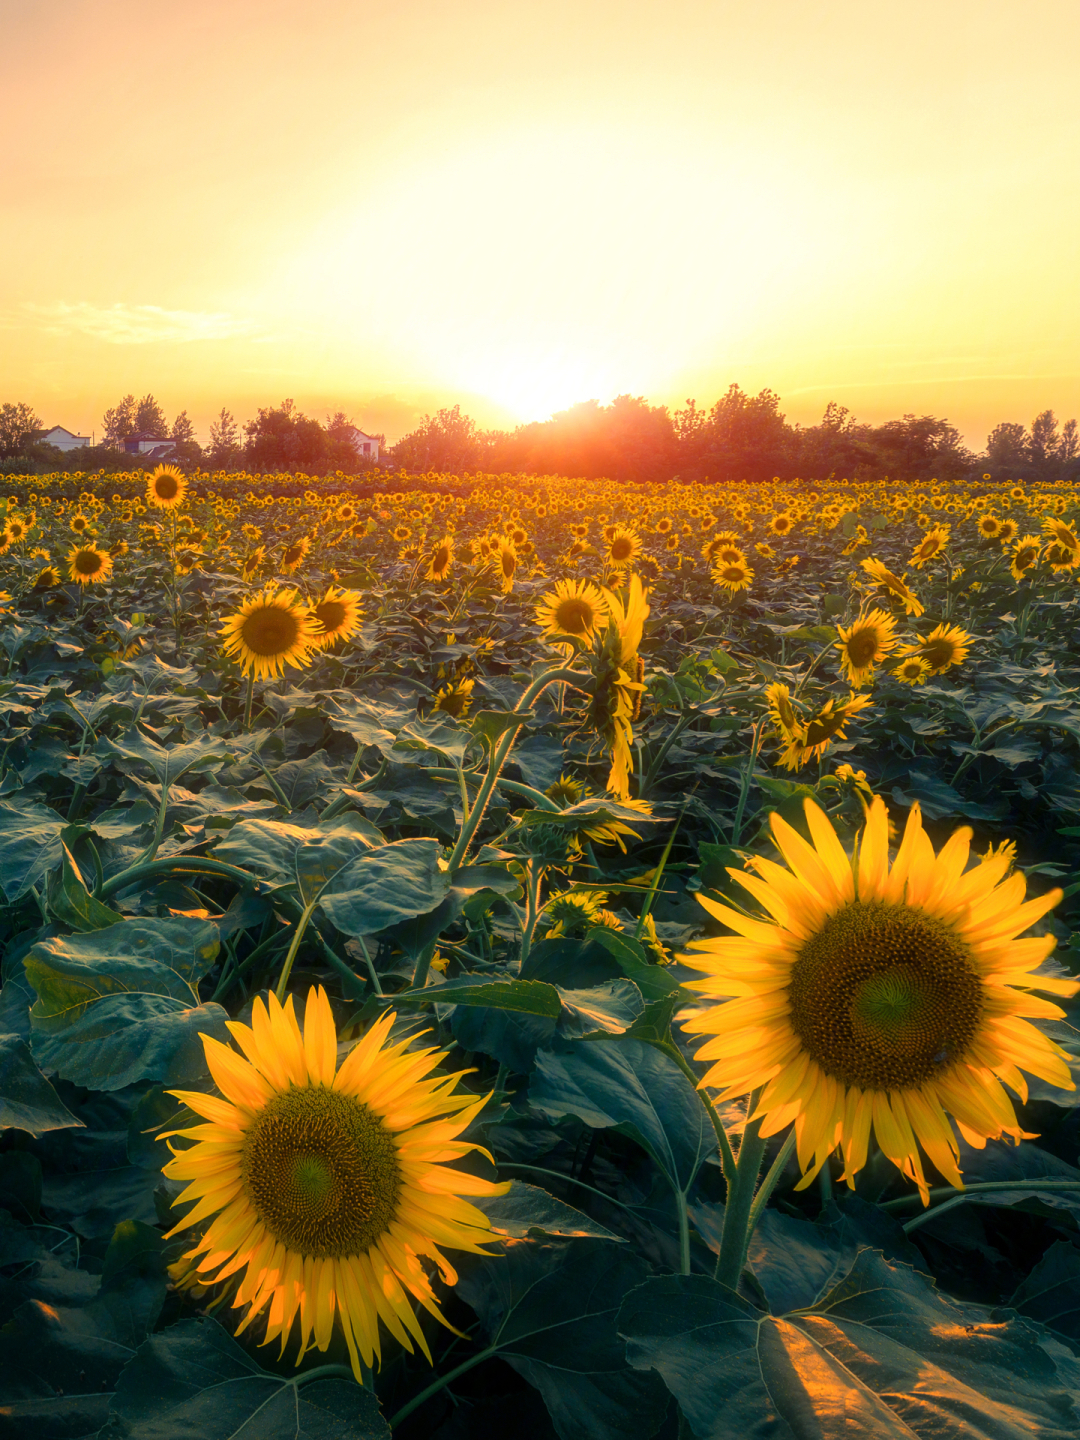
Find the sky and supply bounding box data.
[2,0,1079,449]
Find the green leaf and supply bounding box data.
[0,793,71,902]
[393,713,472,766]
[381,863,522,958]
[518,797,664,836]
[618,1250,1080,1439]
[456,1240,669,1440]
[585,929,683,1004]
[319,838,452,937]
[557,980,645,1036]
[0,1032,84,1136]
[402,976,563,1017]
[1010,1240,1080,1341]
[212,813,381,903]
[105,1316,389,1439]
[475,1180,625,1241]
[0,1294,133,1436]
[892,768,1009,822]
[529,1038,712,1194]
[24,918,228,1090]
[102,726,234,785]
[47,842,123,932]
[472,708,533,745]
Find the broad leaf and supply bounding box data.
[0,794,72,902]
[105,1316,389,1439]
[102,726,234,785]
[47,842,123,932]
[319,837,452,936]
[475,1180,624,1241]
[404,976,563,1017]
[1009,1240,1080,1341]
[0,1032,84,1135]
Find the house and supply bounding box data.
[342,426,381,461]
[40,425,91,451]
[121,432,177,459]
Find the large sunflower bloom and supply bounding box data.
[835,608,898,686]
[860,557,925,618]
[163,989,507,1381]
[535,579,610,645]
[681,797,1078,1203]
[147,464,187,510]
[605,525,641,570]
[220,586,322,680]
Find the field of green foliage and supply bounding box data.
[2,464,1080,1439]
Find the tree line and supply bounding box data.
[1,385,1077,482]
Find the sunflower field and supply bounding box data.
[2,462,1080,1439]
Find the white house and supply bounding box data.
[343,426,380,461]
[41,425,92,451]
[122,433,177,458]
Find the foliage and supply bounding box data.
[0,462,1079,1436]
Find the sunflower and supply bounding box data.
[494,539,518,593]
[1009,485,1026,502]
[997,519,1018,543]
[241,546,265,580]
[892,655,931,686]
[426,536,454,582]
[860,557,924,618]
[1010,534,1041,582]
[777,693,872,771]
[535,579,610,644]
[681,796,1078,1203]
[163,989,507,1381]
[976,515,1001,539]
[901,622,972,675]
[587,575,649,798]
[1043,517,1080,552]
[1044,540,1080,574]
[713,543,746,566]
[220,587,321,680]
[768,513,794,536]
[33,565,62,590]
[311,585,363,650]
[543,889,608,936]
[835,608,898,686]
[545,772,585,806]
[755,542,776,559]
[69,512,91,534]
[67,544,113,586]
[712,559,754,594]
[278,536,310,575]
[5,516,29,543]
[147,464,187,510]
[431,677,475,718]
[606,525,641,570]
[764,682,800,738]
[908,525,950,569]
[336,503,357,523]
[654,517,673,535]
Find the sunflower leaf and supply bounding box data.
[618,1250,1080,1439]
[0,1032,84,1136]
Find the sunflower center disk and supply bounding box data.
[787,901,982,1089]
[554,598,593,634]
[241,1085,401,1258]
[845,631,880,668]
[241,608,301,656]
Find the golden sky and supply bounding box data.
[3,0,1079,448]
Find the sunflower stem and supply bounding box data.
[387,1346,499,1431]
[714,1113,768,1290]
[354,933,382,995]
[274,899,318,1002]
[883,1177,1080,1219]
[518,858,543,967]
[243,672,255,732]
[100,855,258,902]
[677,1188,691,1275]
[634,802,685,940]
[667,1045,738,1186]
[730,717,766,846]
[746,1131,797,1235]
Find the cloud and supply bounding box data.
[17,301,260,344]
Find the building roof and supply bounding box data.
[42,425,91,440]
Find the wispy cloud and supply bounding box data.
[16,301,260,344]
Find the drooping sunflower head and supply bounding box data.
[220,587,321,680]
[909,622,972,675]
[33,564,62,590]
[605,525,641,570]
[681,796,1078,1203]
[163,989,507,1380]
[241,546,265,580]
[147,464,187,510]
[426,536,455,582]
[67,544,113,586]
[835,608,898,685]
[280,536,311,574]
[495,539,517,593]
[764,681,800,737]
[1010,534,1041,582]
[908,525,950,568]
[1044,540,1080,573]
[860,557,924,618]
[311,585,363,649]
[777,693,872,770]
[545,772,585,806]
[542,888,608,936]
[535,579,610,645]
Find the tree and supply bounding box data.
[102,394,138,448]
[168,410,203,468]
[860,414,974,483]
[392,406,483,472]
[208,407,243,468]
[0,401,43,459]
[986,420,1030,474]
[675,384,793,483]
[243,399,331,473]
[135,394,168,438]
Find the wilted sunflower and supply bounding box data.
[147,464,187,510]
[587,575,649,798]
[835,608,898,686]
[605,525,641,570]
[901,622,972,675]
[220,587,321,680]
[681,796,1078,1203]
[860,557,925,618]
[777,693,872,771]
[431,677,475,718]
[67,544,113,586]
[1010,534,1041,582]
[280,536,311,575]
[908,525,950,568]
[712,559,754,594]
[535,579,610,645]
[163,989,507,1381]
[311,585,363,650]
[426,536,454,582]
[892,655,931,686]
